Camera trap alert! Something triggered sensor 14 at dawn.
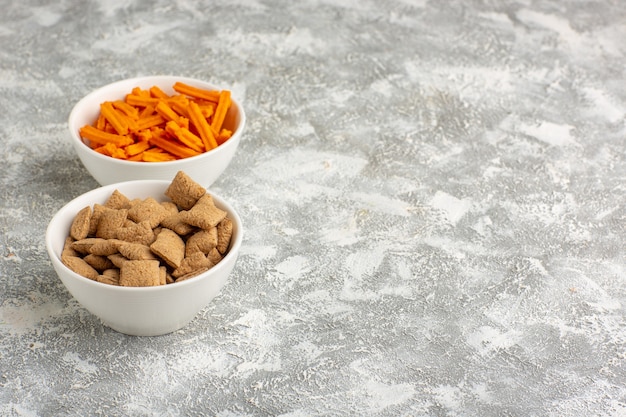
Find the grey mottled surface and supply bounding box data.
[1,1,625,416]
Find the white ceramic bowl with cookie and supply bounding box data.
[45,172,243,336]
[68,75,245,187]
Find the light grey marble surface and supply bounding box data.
[1,1,625,416]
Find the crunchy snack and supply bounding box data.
[63,256,99,280]
[71,238,105,254]
[185,228,218,257]
[78,82,233,162]
[107,253,128,269]
[128,197,168,228]
[98,268,120,286]
[160,212,196,236]
[150,228,185,269]
[89,238,125,256]
[116,220,156,245]
[88,204,106,236]
[176,267,210,282]
[179,194,227,230]
[120,260,161,287]
[165,171,206,210]
[118,242,159,261]
[61,236,80,262]
[216,218,233,254]
[159,266,168,286]
[211,90,231,135]
[172,252,213,278]
[161,201,179,216]
[105,189,131,209]
[96,208,128,239]
[207,247,223,265]
[188,100,218,151]
[84,254,115,271]
[61,171,234,287]
[70,206,91,240]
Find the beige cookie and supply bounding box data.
[127,197,168,229]
[97,268,120,286]
[118,242,157,261]
[160,212,195,236]
[61,236,79,262]
[120,260,161,287]
[107,253,128,268]
[164,171,206,210]
[63,256,99,280]
[207,247,223,265]
[179,194,227,230]
[71,237,107,254]
[216,217,233,254]
[96,208,128,239]
[89,238,125,256]
[116,220,156,245]
[172,251,213,278]
[83,254,115,271]
[98,268,120,285]
[185,228,218,257]
[70,206,92,241]
[88,204,106,236]
[150,228,185,269]
[176,267,210,282]
[159,266,168,286]
[105,189,131,209]
[161,201,179,216]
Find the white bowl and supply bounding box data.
[68,76,245,187]
[45,180,243,336]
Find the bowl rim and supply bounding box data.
[45,179,243,292]
[67,75,246,166]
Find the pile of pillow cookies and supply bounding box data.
[61,171,233,287]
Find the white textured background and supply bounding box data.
[1,1,625,416]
